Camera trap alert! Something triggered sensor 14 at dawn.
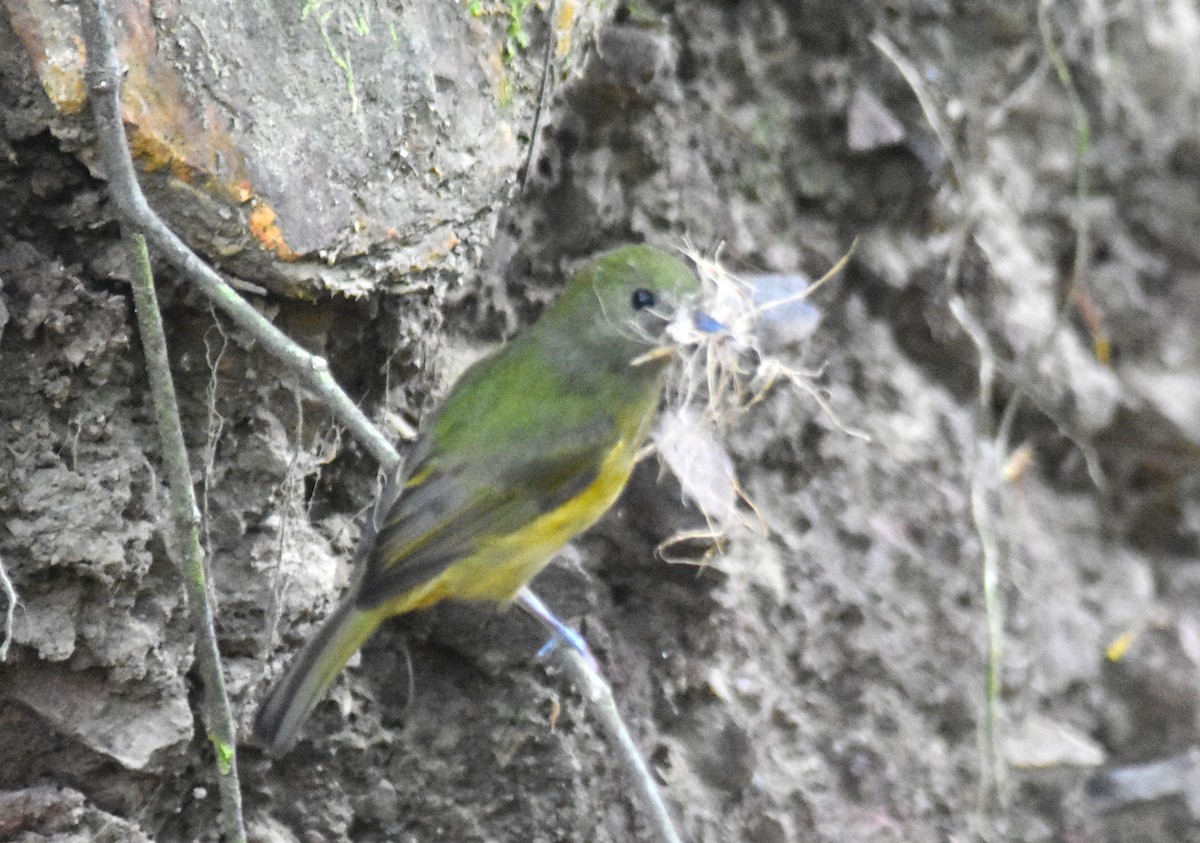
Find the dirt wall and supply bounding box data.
[2,1,1200,841]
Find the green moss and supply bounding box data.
[467,1,537,64]
[212,735,236,775]
[301,0,362,114]
[505,0,535,61]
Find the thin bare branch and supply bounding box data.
[521,588,682,843]
[122,228,247,841]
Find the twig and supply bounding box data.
[76,0,411,463]
[123,230,247,842]
[200,315,229,566]
[1038,0,1106,363]
[559,645,681,842]
[880,17,1106,833]
[519,587,681,841]
[1038,0,1092,299]
[79,3,245,836]
[0,552,16,661]
[520,0,559,192]
[869,31,965,182]
[948,297,1008,821]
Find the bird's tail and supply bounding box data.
[252,600,380,753]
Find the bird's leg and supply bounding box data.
[517,587,599,673]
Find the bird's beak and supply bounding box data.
[693,311,727,334]
[648,306,727,367]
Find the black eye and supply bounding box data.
[631,288,656,311]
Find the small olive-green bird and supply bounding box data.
[253,244,702,751]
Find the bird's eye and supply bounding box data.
[631,288,656,311]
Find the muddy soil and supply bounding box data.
[3,1,1200,842]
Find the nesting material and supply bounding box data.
[647,243,864,559]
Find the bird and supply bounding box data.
[252,244,703,752]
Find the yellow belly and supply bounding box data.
[389,437,638,613]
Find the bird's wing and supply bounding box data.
[352,415,618,610]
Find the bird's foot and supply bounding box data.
[518,588,599,673]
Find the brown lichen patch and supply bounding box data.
[248,200,300,262]
[108,2,261,213]
[7,0,300,261]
